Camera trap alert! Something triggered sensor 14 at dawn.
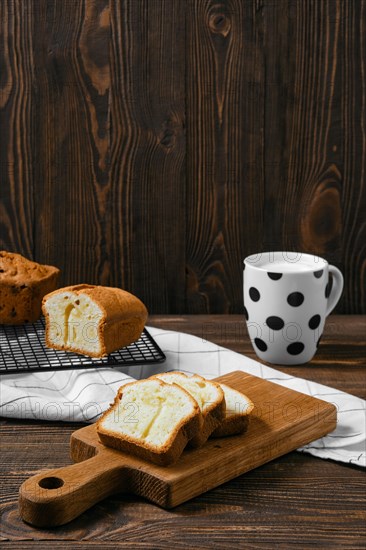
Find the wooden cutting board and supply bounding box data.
[19,370,337,527]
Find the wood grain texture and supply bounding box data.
[0,0,34,257]
[262,0,365,314]
[17,371,336,526]
[109,0,186,312]
[1,315,365,545]
[186,0,264,314]
[31,0,111,286]
[0,0,365,313]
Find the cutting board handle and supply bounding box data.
[19,452,127,527]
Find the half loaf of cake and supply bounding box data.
[152,372,225,448]
[0,251,60,324]
[42,284,148,358]
[97,378,200,465]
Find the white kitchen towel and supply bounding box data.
[0,326,365,467]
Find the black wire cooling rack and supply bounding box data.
[0,318,166,375]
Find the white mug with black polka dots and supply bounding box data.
[243,252,344,365]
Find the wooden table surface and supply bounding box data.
[1,315,365,548]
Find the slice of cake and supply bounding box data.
[0,251,60,324]
[97,378,200,465]
[152,372,225,448]
[210,383,254,437]
[42,284,148,358]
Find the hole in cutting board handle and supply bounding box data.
[38,476,64,489]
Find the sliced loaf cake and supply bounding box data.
[97,378,200,466]
[210,383,254,437]
[152,372,225,448]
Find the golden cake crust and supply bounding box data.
[0,251,60,324]
[42,284,148,357]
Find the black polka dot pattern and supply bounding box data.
[268,272,283,280]
[287,292,304,307]
[287,342,305,355]
[246,274,328,361]
[249,287,260,302]
[309,314,321,330]
[266,316,285,330]
[254,338,267,352]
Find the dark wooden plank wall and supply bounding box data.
[0,0,365,314]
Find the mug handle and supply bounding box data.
[326,265,344,316]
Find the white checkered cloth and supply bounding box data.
[1,327,365,467]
